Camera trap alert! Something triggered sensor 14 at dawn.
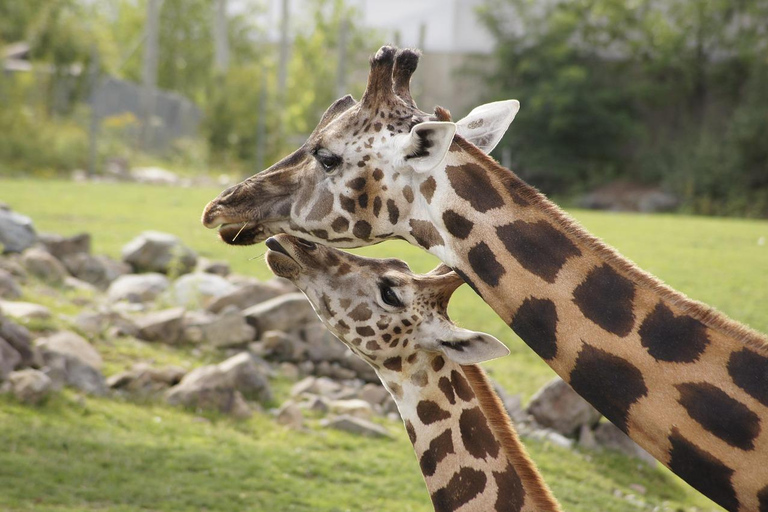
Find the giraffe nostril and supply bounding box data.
[295,238,317,250]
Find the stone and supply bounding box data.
[167,272,237,309]
[196,258,230,277]
[122,231,197,275]
[315,361,356,381]
[108,363,186,394]
[276,401,304,429]
[339,352,378,382]
[302,322,349,364]
[107,273,170,303]
[0,316,35,367]
[0,269,22,299]
[134,307,186,344]
[307,396,330,413]
[527,428,575,449]
[278,362,300,380]
[35,331,106,395]
[243,293,318,336]
[38,232,91,260]
[321,415,391,438]
[7,369,52,404]
[0,209,36,254]
[0,300,51,321]
[22,248,69,284]
[0,337,22,380]
[527,377,602,436]
[182,307,256,348]
[63,253,131,289]
[73,310,138,338]
[130,166,180,185]
[329,398,374,419]
[593,421,657,465]
[578,423,598,450]
[0,256,27,281]
[207,279,292,314]
[261,330,307,362]
[166,352,271,415]
[358,383,390,407]
[63,276,98,293]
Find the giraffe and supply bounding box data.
[203,46,768,511]
[264,233,563,512]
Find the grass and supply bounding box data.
[1,178,765,511]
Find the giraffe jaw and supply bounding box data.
[264,236,302,279]
[217,222,270,246]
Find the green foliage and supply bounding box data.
[480,0,768,216]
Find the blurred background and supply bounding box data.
[2,0,767,216]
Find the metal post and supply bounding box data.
[140,0,161,150]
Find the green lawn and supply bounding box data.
[2,178,765,511]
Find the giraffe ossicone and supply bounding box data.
[264,233,562,512]
[204,45,768,511]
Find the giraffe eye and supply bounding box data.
[379,284,403,308]
[314,148,342,173]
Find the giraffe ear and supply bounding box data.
[456,100,520,154]
[401,121,456,173]
[437,326,510,365]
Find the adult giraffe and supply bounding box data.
[203,46,768,511]
[265,233,562,512]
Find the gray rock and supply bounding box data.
[0,269,22,299]
[321,415,391,438]
[134,307,186,344]
[38,232,91,260]
[107,363,186,394]
[358,383,391,407]
[527,428,575,449]
[276,401,304,429]
[0,256,27,281]
[527,377,601,436]
[22,248,69,284]
[277,362,300,380]
[0,300,51,321]
[182,307,255,348]
[130,166,180,185]
[207,280,291,314]
[0,316,35,367]
[593,421,656,465]
[166,352,271,415]
[329,399,374,419]
[122,231,197,275]
[73,310,138,338]
[302,322,349,364]
[0,337,22,380]
[243,293,318,336]
[196,258,230,277]
[167,272,236,309]
[63,276,98,293]
[578,423,598,450]
[35,331,106,395]
[315,361,356,381]
[339,352,378,382]
[0,209,37,254]
[7,369,52,404]
[260,330,307,362]
[108,273,170,303]
[63,253,131,289]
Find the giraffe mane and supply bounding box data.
[453,135,768,356]
[462,364,563,512]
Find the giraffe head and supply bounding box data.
[202,46,519,248]
[264,233,509,384]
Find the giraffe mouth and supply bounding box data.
[218,222,269,245]
[265,237,302,278]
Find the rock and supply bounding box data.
[358,383,390,407]
[578,182,679,213]
[196,258,230,277]
[35,331,106,395]
[182,307,256,348]
[107,273,170,303]
[339,352,379,382]
[321,415,391,438]
[38,232,91,260]
[0,316,35,367]
[0,256,27,281]
[290,376,345,398]
[0,269,22,299]
[260,330,307,361]
[578,423,598,450]
[229,390,253,419]
[278,362,300,380]
[7,369,52,404]
[0,300,51,321]
[0,208,37,254]
[207,280,291,314]
[134,307,186,344]
[63,276,98,293]
[107,363,186,394]
[276,401,304,429]
[329,399,374,419]
[593,422,656,465]
[243,293,318,336]
[167,272,237,309]
[315,361,357,381]
[302,322,349,364]
[122,231,197,275]
[22,248,69,284]
[307,396,330,413]
[63,253,131,289]
[166,352,271,415]
[0,337,22,380]
[130,166,180,185]
[527,428,575,449]
[73,310,138,338]
[527,377,601,436]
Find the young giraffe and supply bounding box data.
[264,233,562,512]
[203,46,768,511]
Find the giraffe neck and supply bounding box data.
[410,137,768,512]
[383,359,561,512]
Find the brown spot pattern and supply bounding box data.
[451,370,474,402]
[468,241,505,287]
[417,400,451,425]
[496,220,581,283]
[573,264,636,337]
[420,176,437,203]
[438,376,456,405]
[353,220,372,239]
[459,407,500,460]
[383,356,402,371]
[446,163,505,213]
[419,428,455,477]
[493,463,526,512]
[442,210,474,239]
[431,467,487,512]
[410,219,444,249]
[639,303,710,363]
[306,188,335,221]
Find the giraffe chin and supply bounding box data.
[265,249,301,280]
[218,222,268,246]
